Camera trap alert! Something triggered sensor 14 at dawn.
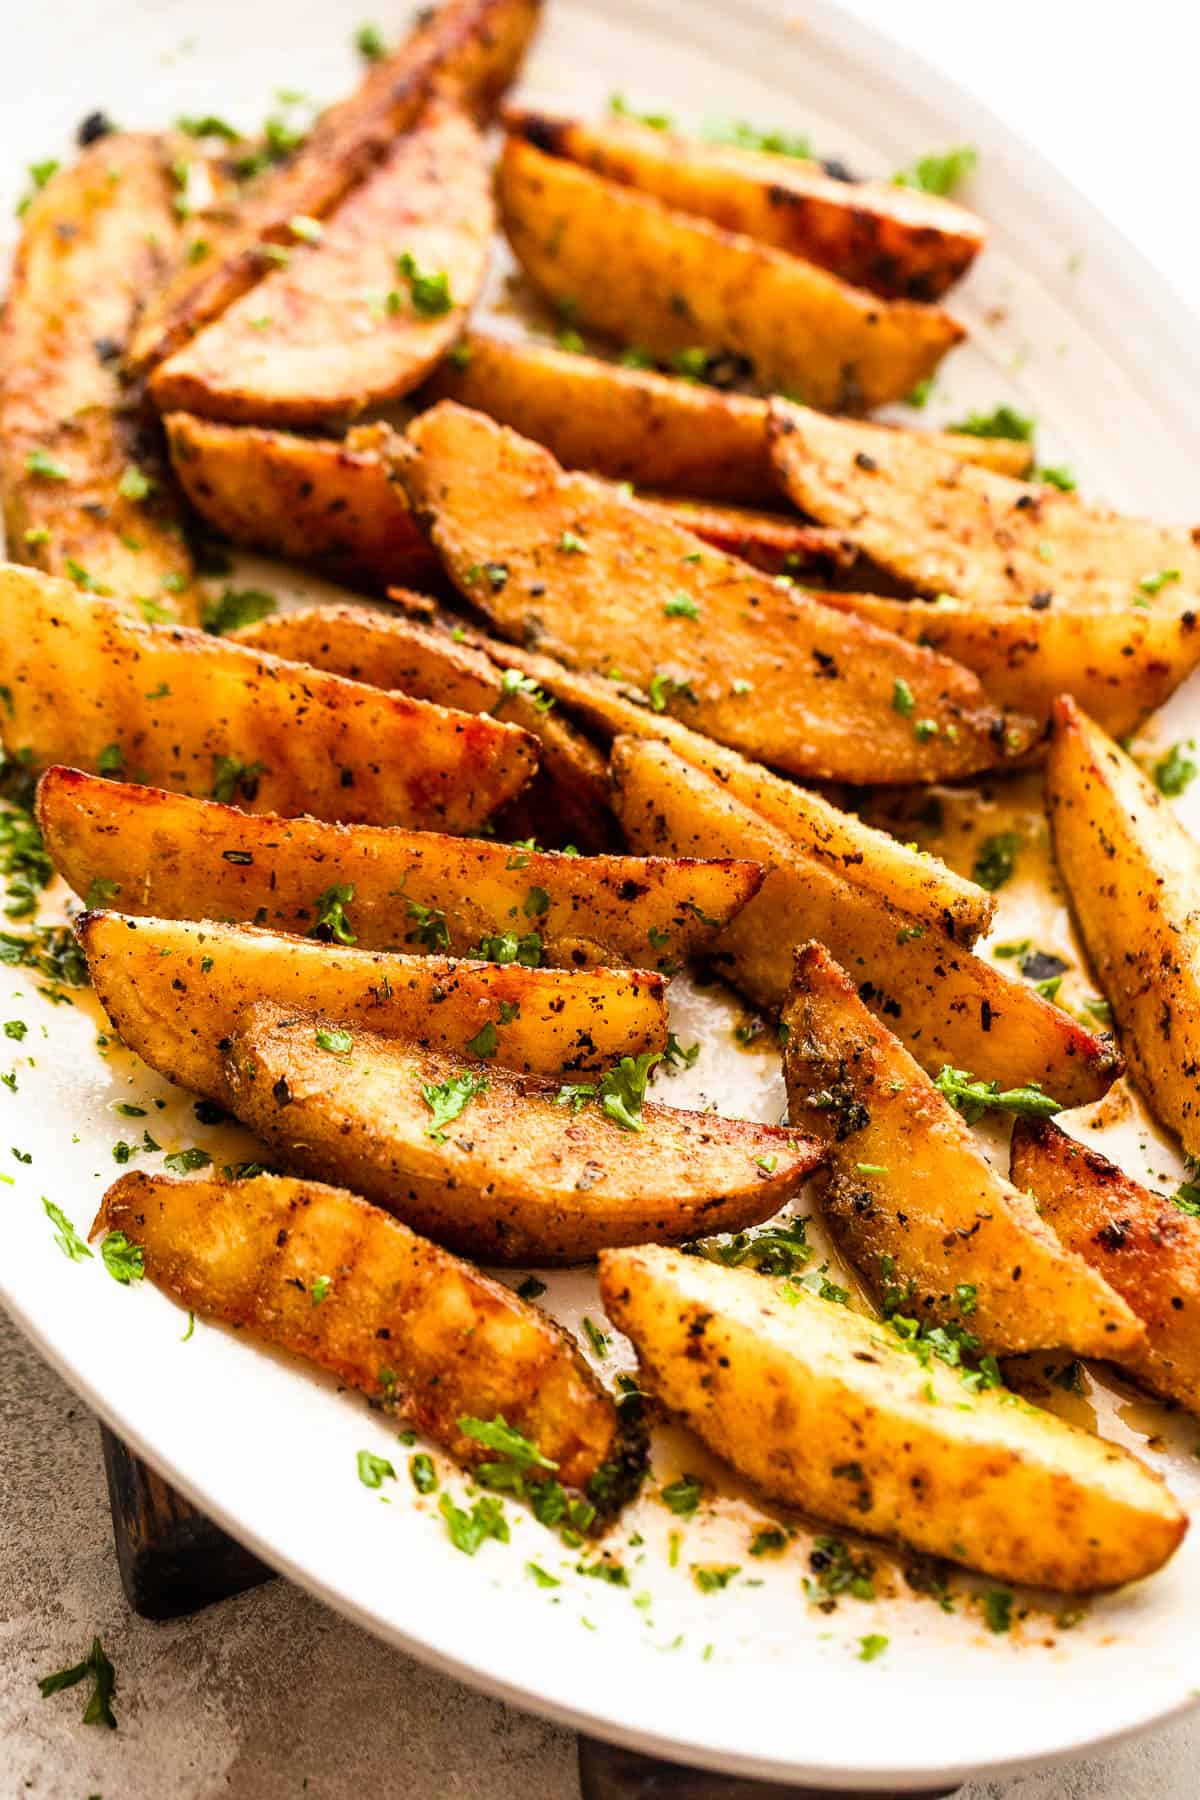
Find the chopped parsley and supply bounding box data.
[420,1070,488,1143]
[664,591,699,620]
[37,1637,117,1729]
[685,1214,810,1277]
[409,1453,438,1494]
[117,465,153,502]
[315,1025,353,1056]
[983,1588,1014,1633]
[466,1022,498,1059]
[702,119,811,158]
[692,1565,740,1593]
[609,92,673,131]
[1037,464,1076,492]
[100,1231,145,1285]
[858,1634,889,1662]
[475,929,543,967]
[933,1065,1062,1124]
[405,899,450,952]
[24,447,70,480]
[892,146,977,196]
[972,831,1021,891]
[946,405,1034,442]
[201,586,277,635]
[1154,742,1197,798]
[395,252,453,317]
[804,1536,874,1604]
[354,21,385,58]
[210,754,267,805]
[554,1049,661,1132]
[660,1473,703,1517]
[891,678,915,716]
[356,1449,396,1489]
[163,1147,212,1174]
[647,670,697,713]
[310,1274,332,1306]
[15,159,61,218]
[458,1414,557,1470]
[1139,568,1181,597]
[497,667,555,712]
[581,1316,610,1357]
[439,1489,509,1554]
[309,883,356,944]
[43,1197,92,1262]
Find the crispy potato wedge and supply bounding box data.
[396,404,1034,783]
[770,399,1200,609]
[613,737,1116,1103]
[782,943,1139,1356]
[40,767,760,972]
[0,565,533,830]
[95,1170,640,1504]
[0,135,195,622]
[165,414,439,590]
[636,498,860,581]
[1012,1118,1200,1414]
[78,911,667,1099]
[496,139,964,411]
[150,103,492,424]
[1047,697,1200,1154]
[821,592,1200,738]
[127,0,541,373]
[223,1003,819,1263]
[505,108,984,302]
[599,1244,1184,1590]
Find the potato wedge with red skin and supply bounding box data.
[78,911,667,1101]
[40,767,760,973]
[1047,697,1200,1155]
[0,564,533,831]
[783,943,1140,1357]
[395,404,1034,784]
[127,0,541,374]
[1012,1118,1200,1415]
[94,1170,640,1506]
[150,102,492,425]
[598,1244,1184,1591]
[222,1003,819,1263]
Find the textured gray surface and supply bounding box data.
[3,1304,1199,1799]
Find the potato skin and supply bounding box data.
[782,942,1139,1357]
[222,1003,820,1263]
[613,735,1117,1106]
[78,911,668,1100]
[0,135,195,621]
[0,564,534,831]
[599,1244,1186,1591]
[1012,1118,1200,1414]
[94,1170,639,1503]
[1047,698,1200,1155]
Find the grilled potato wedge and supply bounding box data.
[1047,697,1200,1154]
[822,592,1200,738]
[0,135,195,621]
[770,399,1200,609]
[223,1003,819,1262]
[782,943,1140,1356]
[613,737,1116,1104]
[127,0,541,373]
[0,565,533,831]
[165,414,439,590]
[78,911,667,1099]
[497,138,963,411]
[95,1170,640,1505]
[1012,1118,1200,1414]
[396,404,1034,783]
[150,103,492,424]
[599,1244,1184,1591]
[505,108,984,302]
[41,767,760,972]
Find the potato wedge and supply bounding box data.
[820,592,1200,738]
[165,414,439,590]
[95,1170,640,1505]
[150,103,492,424]
[0,565,533,831]
[504,108,984,302]
[1012,1118,1200,1414]
[127,0,540,374]
[40,767,760,972]
[636,498,860,581]
[770,399,1200,609]
[782,942,1140,1356]
[497,139,963,412]
[396,404,1034,783]
[427,332,1035,498]
[223,1002,819,1263]
[599,1244,1184,1590]
[1047,697,1200,1154]
[613,737,1116,1104]
[0,135,195,622]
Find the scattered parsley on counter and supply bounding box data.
[37,1637,117,1729]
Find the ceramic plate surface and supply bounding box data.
[4,0,1200,1788]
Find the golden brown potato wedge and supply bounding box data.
[1047,697,1200,1155]
[613,736,1117,1104]
[1012,1118,1200,1414]
[95,1170,640,1505]
[396,404,1034,783]
[636,497,860,581]
[496,139,964,411]
[223,1003,820,1263]
[0,135,195,622]
[505,108,985,302]
[0,565,533,831]
[150,102,492,424]
[770,399,1200,609]
[40,767,760,973]
[165,414,440,590]
[782,942,1139,1356]
[127,0,541,373]
[821,592,1200,739]
[599,1244,1184,1591]
[78,911,667,1100]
